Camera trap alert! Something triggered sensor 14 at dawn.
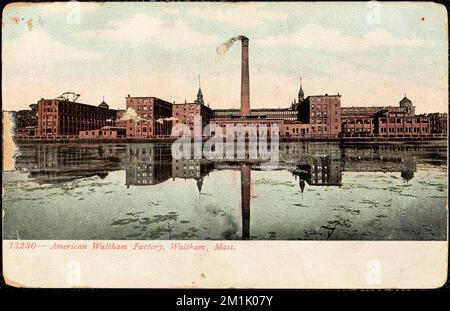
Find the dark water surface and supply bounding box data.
[2,142,447,240]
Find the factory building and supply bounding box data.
[172,81,214,135]
[374,111,430,136]
[125,96,173,138]
[340,96,433,137]
[298,94,342,137]
[36,97,118,138]
[79,126,127,139]
[212,108,298,121]
[27,36,445,141]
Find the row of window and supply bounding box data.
[312,118,339,124]
[311,103,339,109]
[128,98,152,104]
[343,120,372,124]
[344,128,371,132]
[380,118,428,123]
[380,127,428,133]
[287,128,309,134]
[213,122,282,127]
[129,105,153,111]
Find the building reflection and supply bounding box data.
[124,144,172,187]
[14,144,125,184]
[15,143,423,239]
[172,159,214,193]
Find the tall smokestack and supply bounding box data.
[216,35,250,116]
[240,36,250,117]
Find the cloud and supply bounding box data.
[72,14,219,48]
[186,4,288,26]
[33,2,102,17]
[2,27,100,68]
[256,24,425,50]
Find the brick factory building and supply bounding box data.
[339,96,436,137]
[212,108,298,121]
[22,34,446,141]
[282,121,310,137]
[125,96,173,138]
[31,84,444,140]
[340,96,416,135]
[298,94,342,137]
[374,111,430,136]
[210,118,284,138]
[79,126,127,139]
[172,85,214,134]
[36,98,118,138]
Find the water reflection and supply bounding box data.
[9,142,446,240]
[15,143,423,187]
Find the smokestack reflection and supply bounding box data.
[240,164,251,240]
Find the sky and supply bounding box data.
[2,2,448,114]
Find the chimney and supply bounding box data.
[240,36,250,117]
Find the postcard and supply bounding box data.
[2,1,448,289]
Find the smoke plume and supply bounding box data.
[216,35,248,54]
[119,107,146,122]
